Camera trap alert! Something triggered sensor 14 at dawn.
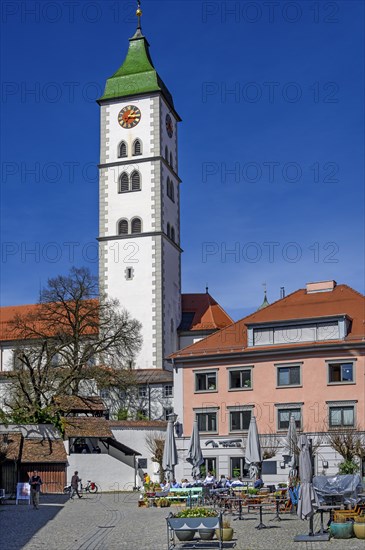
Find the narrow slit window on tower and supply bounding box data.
[131,217,142,234]
[118,219,129,235]
[119,172,129,193]
[119,141,127,158]
[125,266,134,280]
[170,226,175,242]
[165,146,168,160]
[133,139,142,156]
[170,181,174,202]
[131,171,141,191]
[167,223,171,238]
[170,152,173,168]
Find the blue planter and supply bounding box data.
[330,522,353,539]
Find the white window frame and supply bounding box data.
[164,384,173,398]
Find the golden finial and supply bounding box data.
[136,0,142,30]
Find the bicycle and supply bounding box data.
[64,479,99,495]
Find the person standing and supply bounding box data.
[29,470,43,509]
[70,471,82,499]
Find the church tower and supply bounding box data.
[97,6,181,370]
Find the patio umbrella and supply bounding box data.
[186,421,204,479]
[162,418,178,482]
[297,434,319,520]
[245,416,262,478]
[285,414,298,478]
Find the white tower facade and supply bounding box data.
[98,23,181,370]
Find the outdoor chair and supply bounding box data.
[333,504,365,522]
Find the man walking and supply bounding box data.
[70,471,82,499]
[29,470,43,509]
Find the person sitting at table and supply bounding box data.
[217,475,230,488]
[230,477,244,486]
[254,475,264,489]
[181,479,189,488]
[203,471,216,485]
[160,480,171,492]
[171,479,181,488]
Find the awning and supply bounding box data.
[100,437,141,456]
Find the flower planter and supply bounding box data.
[168,517,219,530]
[175,530,196,541]
[354,523,365,539]
[330,522,353,539]
[198,529,215,540]
[215,527,234,541]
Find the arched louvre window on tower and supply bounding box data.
[119,172,129,193]
[133,139,142,156]
[118,219,128,235]
[131,171,141,191]
[131,217,142,234]
[119,141,127,158]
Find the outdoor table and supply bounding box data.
[315,505,342,534]
[255,504,267,530]
[221,496,245,520]
[270,497,286,522]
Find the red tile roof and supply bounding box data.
[0,294,231,341]
[172,284,365,358]
[0,301,98,341]
[180,293,233,331]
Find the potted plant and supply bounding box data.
[354,516,365,539]
[329,515,354,539]
[168,508,219,542]
[215,519,234,541]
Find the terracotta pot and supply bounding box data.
[215,527,234,541]
[329,522,353,539]
[354,523,365,539]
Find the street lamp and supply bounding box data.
[167,412,178,424]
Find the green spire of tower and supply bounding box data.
[98,0,175,109]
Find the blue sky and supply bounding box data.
[1,0,364,319]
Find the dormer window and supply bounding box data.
[248,317,345,347]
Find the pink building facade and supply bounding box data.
[172,282,365,483]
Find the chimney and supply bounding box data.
[280,287,285,299]
[306,281,337,293]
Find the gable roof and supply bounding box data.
[180,293,233,332]
[62,417,113,439]
[21,438,67,463]
[172,284,365,359]
[52,395,106,414]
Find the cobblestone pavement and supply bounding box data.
[0,494,363,550]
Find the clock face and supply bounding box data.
[166,114,173,138]
[118,105,141,129]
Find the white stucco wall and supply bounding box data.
[112,426,167,482]
[66,453,137,492]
